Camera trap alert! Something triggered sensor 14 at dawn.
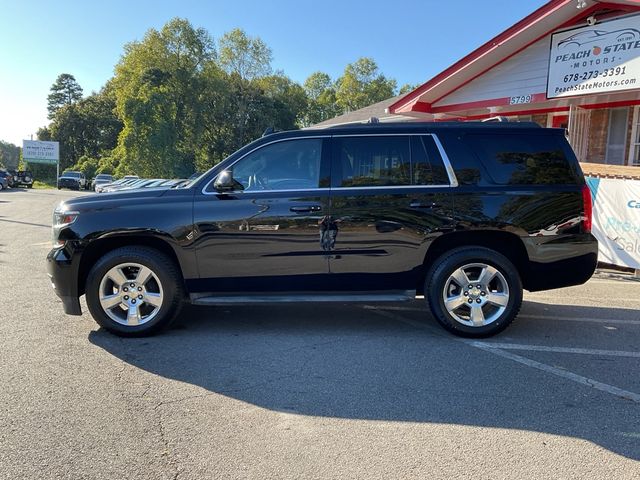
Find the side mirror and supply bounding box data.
[213,170,243,192]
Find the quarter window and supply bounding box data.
[467,133,579,185]
[231,138,323,191]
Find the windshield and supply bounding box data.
[62,172,80,178]
[96,174,112,181]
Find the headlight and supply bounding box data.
[52,203,79,246]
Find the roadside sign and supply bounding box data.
[22,140,59,165]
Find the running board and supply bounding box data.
[190,291,414,305]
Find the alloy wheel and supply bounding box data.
[442,262,510,327]
[98,262,164,326]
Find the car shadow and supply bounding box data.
[88,300,640,460]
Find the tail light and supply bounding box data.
[581,184,593,233]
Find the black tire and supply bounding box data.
[424,246,522,338]
[85,246,184,337]
[27,184,33,189]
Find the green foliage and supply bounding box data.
[36,20,414,180]
[0,140,20,169]
[113,18,215,178]
[302,72,340,126]
[46,86,121,171]
[399,83,417,95]
[70,155,100,179]
[335,58,396,112]
[47,73,83,119]
[218,28,272,81]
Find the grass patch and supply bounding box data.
[33,180,56,189]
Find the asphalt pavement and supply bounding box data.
[1,188,639,479]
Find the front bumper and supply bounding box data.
[47,246,82,315]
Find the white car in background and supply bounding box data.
[93,174,114,192]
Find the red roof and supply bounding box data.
[389,0,640,116]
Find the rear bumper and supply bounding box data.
[523,233,598,292]
[47,246,82,315]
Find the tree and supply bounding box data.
[0,141,20,169]
[47,74,83,119]
[399,83,417,95]
[218,28,272,81]
[112,18,215,177]
[302,71,340,126]
[335,58,396,112]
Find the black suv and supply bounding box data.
[47,122,597,337]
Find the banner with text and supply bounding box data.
[586,177,640,269]
[547,14,640,98]
[22,140,59,165]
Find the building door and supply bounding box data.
[567,105,591,163]
[605,107,629,165]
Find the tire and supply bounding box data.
[27,184,32,189]
[85,246,184,336]
[424,246,522,338]
[0,183,3,191]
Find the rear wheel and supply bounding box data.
[425,247,522,337]
[85,247,184,336]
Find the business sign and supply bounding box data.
[22,140,59,165]
[547,14,640,98]
[586,177,640,269]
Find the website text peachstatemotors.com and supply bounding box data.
[555,77,636,94]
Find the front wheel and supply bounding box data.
[85,247,184,336]
[425,247,523,337]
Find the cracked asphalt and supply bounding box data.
[1,188,640,479]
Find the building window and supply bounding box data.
[605,107,629,166]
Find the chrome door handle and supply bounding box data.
[409,201,439,209]
[290,205,322,213]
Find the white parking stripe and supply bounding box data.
[471,342,640,358]
[363,305,640,404]
[519,314,640,325]
[362,306,640,325]
[470,343,640,403]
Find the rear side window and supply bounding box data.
[467,133,578,185]
[333,135,450,187]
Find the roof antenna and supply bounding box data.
[368,117,380,124]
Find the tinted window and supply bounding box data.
[334,136,410,187]
[411,136,450,185]
[231,138,323,191]
[467,134,578,185]
[334,135,450,187]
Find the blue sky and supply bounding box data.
[0,0,546,145]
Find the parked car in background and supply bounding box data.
[13,170,34,188]
[0,173,8,191]
[0,170,13,188]
[93,174,114,192]
[57,171,88,190]
[100,177,142,193]
[48,121,597,338]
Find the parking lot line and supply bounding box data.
[471,342,640,358]
[361,306,640,325]
[470,343,640,403]
[519,314,640,325]
[363,305,640,404]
